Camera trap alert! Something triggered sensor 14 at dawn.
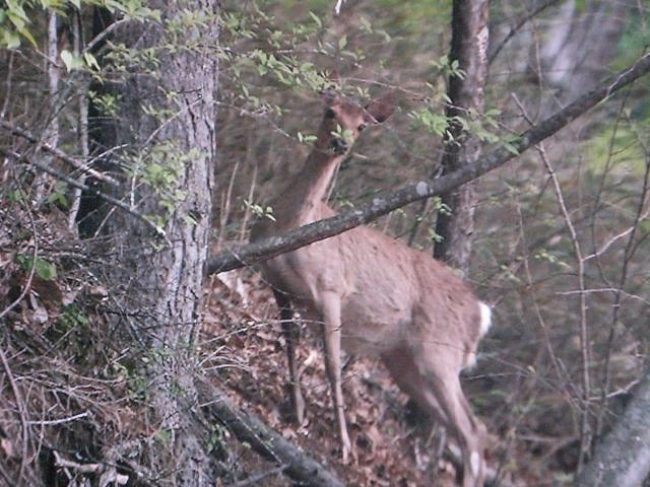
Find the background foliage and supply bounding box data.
[1,0,649,485]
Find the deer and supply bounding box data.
[250,89,492,487]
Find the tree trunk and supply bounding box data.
[575,369,650,487]
[97,2,218,484]
[434,0,489,273]
[489,0,631,115]
[536,0,630,102]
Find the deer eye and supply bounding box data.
[325,108,336,119]
[357,123,367,132]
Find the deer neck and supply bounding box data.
[276,147,343,225]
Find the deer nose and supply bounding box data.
[330,137,348,154]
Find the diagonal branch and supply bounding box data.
[0,118,121,187]
[489,0,563,64]
[0,148,168,241]
[206,52,650,276]
[196,378,344,487]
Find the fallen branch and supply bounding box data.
[205,52,650,276]
[53,450,129,485]
[196,378,344,487]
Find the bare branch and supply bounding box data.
[0,118,120,187]
[206,52,650,276]
[541,149,592,471]
[0,148,168,242]
[489,0,563,64]
[196,378,344,487]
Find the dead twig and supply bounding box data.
[0,118,120,187]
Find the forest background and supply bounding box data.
[1,0,649,486]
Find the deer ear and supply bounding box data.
[365,90,396,124]
[321,88,341,107]
[321,90,343,108]
[319,69,342,106]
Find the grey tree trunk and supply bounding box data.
[575,369,650,487]
[99,1,218,484]
[489,0,632,114]
[434,0,489,273]
[535,0,630,102]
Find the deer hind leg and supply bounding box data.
[422,374,486,487]
[273,289,305,424]
[383,346,486,487]
[319,291,352,464]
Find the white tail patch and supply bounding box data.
[463,302,492,370]
[464,351,478,370]
[479,302,492,337]
[470,451,481,478]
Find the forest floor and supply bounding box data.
[0,204,574,486]
[202,268,537,487]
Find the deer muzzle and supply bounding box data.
[330,137,348,154]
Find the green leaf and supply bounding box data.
[60,50,73,71]
[2,30,21,49]
[359,17,372,33]
[35,258,57,280]
[17,255,57,280]
[17,25,37,48]
[83,52,100,71]
[308,11,322,29]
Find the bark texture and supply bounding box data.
[490,0,632,113]
[575,369,650,487]
[99,1,218,484]
[434,0,489,274]
[536,0,631,101]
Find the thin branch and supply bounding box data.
[206,52,650,276]
[0,148,168,242]
[20,411,90,426]
[85,18,130,54]
[514,178,573,409]
[513,87,592,470]
[541,149,592,473]
[583,219,647,262]
[555,288,650,305]
[0,119,120,187]
[596,144,650,442]
[489,0,563,64]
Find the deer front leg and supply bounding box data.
[273,290,305,424]
[320,292,352,464]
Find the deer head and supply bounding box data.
[314,90,396,155]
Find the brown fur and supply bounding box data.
[251,91,491,487]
